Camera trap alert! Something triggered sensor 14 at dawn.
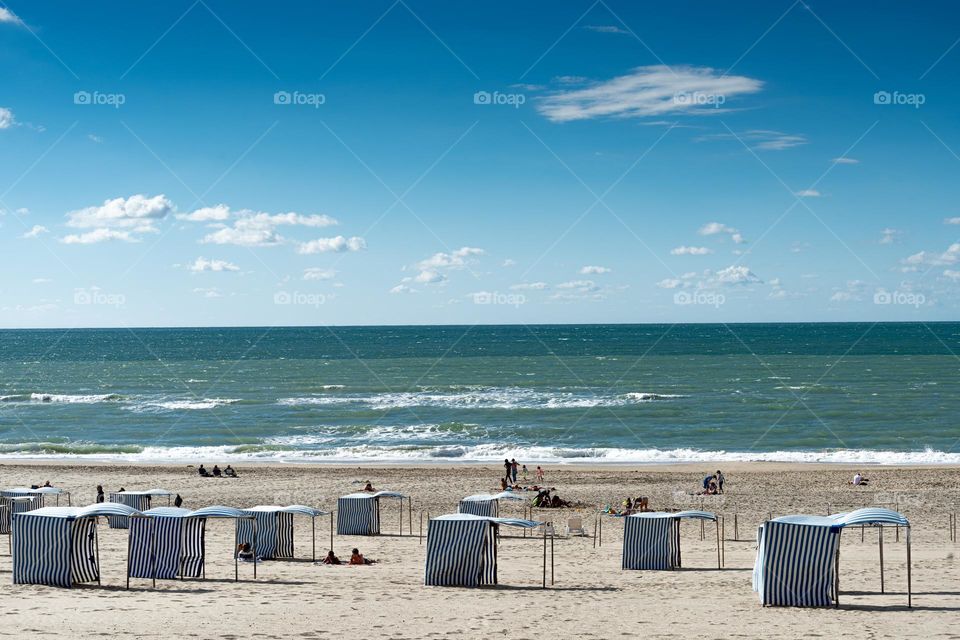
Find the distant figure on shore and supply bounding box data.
[851,472,868,486]
[503,459,512,484]
[96,485,104,503]
[174,494,183,507]
[499,477,508,491]
[510,458,519,483]
[224,465,237,477]
[363,481,375,492]
[322,550,341,565]
[536,466,544,482]
[42,480,52,488]
[349,548,376,565]
[521,464,529,479]
[716,470,725,494]
[118,487,126,492]
[635,495,649,512]
[623,497,634,513]
[198,465,210,477]
[212,465,222,477]
[237,542,255,562]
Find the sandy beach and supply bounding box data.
[0,461,957,639]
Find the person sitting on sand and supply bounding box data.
[533,489,551,508]
[198,465,210,477]
[349,548,376,565]
[634,495,649,512]
[500,477,508,491]
[363,481,375,492]
[42,480,52,488]
[174,494,183,507]
[622,497,633,513]
[550,494,570,508]
[322,550,341,565]
[224,465,237,477]
[212,465,222,477]
[237,543,255,562]
[851,472,868,486]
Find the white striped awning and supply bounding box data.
[627,510,718,521]
[20,504,145,519]
[433,513,541,528]
[340,491,405,499]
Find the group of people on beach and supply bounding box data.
[94,484,184,507]
[501,459,544,487]
[699,470,725,495]
[197,464,237,478]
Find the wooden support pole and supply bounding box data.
[734,513,738,541]
[94,524,101,586]
[329,511,334,552]
[408,498,413,537]
[599,515,602,547]
[593,515,597,549]
[419,511,423,545]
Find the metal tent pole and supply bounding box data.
[593,515,597,549]
[126,518,132,590]
[408,498,412,537]
[542,524,547,589]
[234,520,239,582]
[550,524,554,586]
[253,518,258,580]
[716,520,721,569]
[399,498,402,536]
[879,525,884,594]
[94,522,101,586]
[312,517,316,562]
[151,517,156,589]
[906,526,912,608]
[419,511,423,545]
[329,511,333,552]
[598,516,602,547]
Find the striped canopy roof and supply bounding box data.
[461,492,526,503]
[433,513,541,528]
[772,507,909,528]
[244,505,330,516]
[113,488,174,496]
[17,503,144,519]
[2,486,68,495]
[627,510,718,521]
[341,491,405,500]
[143,507,194,517]
[184,505,252,519]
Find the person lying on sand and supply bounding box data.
[322,550,341,565]
[349,548,376,565]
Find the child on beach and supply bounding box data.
[536,466,544,482]
[322,550,341,565]
[349,548,377,565]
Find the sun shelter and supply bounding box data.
[457,492,526,518]
[128,505,259,584]
[424,513,549,588]
[752,507,911,608]
[238,505,330,561]
[622,511,721,570]
[108,489,174,528]
[337,491,406,536]
[1,487,70,506]
[1,496,43,536]
[11,503,147,588]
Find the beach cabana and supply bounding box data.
[1,486,70,506]
[457,492,526,518]
[108,489,174,528]
[0,495,44,535]
[11,503,146,588]
[238,505,330,561]
[127,505,258,583]
[337,491,406,536]
[753,507,911,608]
[424,513,548,587]
[621,511,721,570]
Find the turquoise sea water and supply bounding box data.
[1,323,959,464]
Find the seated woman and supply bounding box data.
[237,542,255,562]
[197,465,211,477]
[212,465,222,477]
[321,550,341,565]
[224,465,237,477]
[349,548,376,565]
[363,482,375,492]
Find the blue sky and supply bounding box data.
[2,0,960,327]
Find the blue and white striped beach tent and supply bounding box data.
[337,491,405,536]
[622,511,720,571]
[11,503,145,588]
[457,492,526,518]
[1,487,70,506]
[237,505,329,561]
[127,505,259,584]
[108,489,174,529]
[753,508,912,608]
[0,496,43,535]
[424,514,542,587]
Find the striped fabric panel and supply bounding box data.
[238,511,277,558]
[424,518,491,587]
[457,500,498,518]
[276,512,294,558]
[70,518,99,584]
[107,494,151,529]
[129,515,205,580]
[12,514,72,587]
[622,516,675,570]
[480,522,497,585]
[757,521,840,607]
[181,518,205,577]
[1,497,42,535]
[0,504,8,535]
[337,497,378,535]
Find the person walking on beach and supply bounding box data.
[716,470,725,494]
[503,459,512,484]
[510,458,519,483]
[95,485,104,503]
[536,466,544,482]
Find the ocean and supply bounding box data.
[1,323,958,465]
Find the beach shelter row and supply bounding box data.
[11,503,328,588]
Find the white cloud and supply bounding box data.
[188,257,240,273]
[501,258,516,267]
[297,236,366,254]
[550,279,604,301]
[795,189,821,197]
[944,217,960,225]
[61,228,137,244]
[699,129,807,151]
[943,269,960,282]
[418,247,485,270]
[537,65,762,123]
[510,282,548,291]
[583,25,628,34]
[414,269,446,284]
[829,280,868,302]
[579,265,612,274]
[713,265,761,286]
[880,228,901,245]
[657,266,760,290]
[0,8,22,25]
[900,243,960,271]
[698,222,745,244]
[87,134,103,144]
[832,157,859,164]
[32,278,52,284]
[178,204,231,222]
[0,107,16,130]
[303,268,336,281]
[64,194,173,243]
[22,225,48,239]
[192,287,223,298]
[670,246,712,256]
[389,284,416,294]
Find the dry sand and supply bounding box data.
[0,461,958,639]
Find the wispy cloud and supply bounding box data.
[831,156,859,164]
[303,268,336,281]
[698,129,807,151]
[0,8,22,26]
[22,225,49,239]
[297,236,366,254]
[670,246,713,256]
[188,257,240,273]
[880,228,901,245]
[579,265,611,274]
[795,189,821,197]
[582,25,628,35]
[0,107,16,129]
[536,65,762,123]
[698,222,745,244]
